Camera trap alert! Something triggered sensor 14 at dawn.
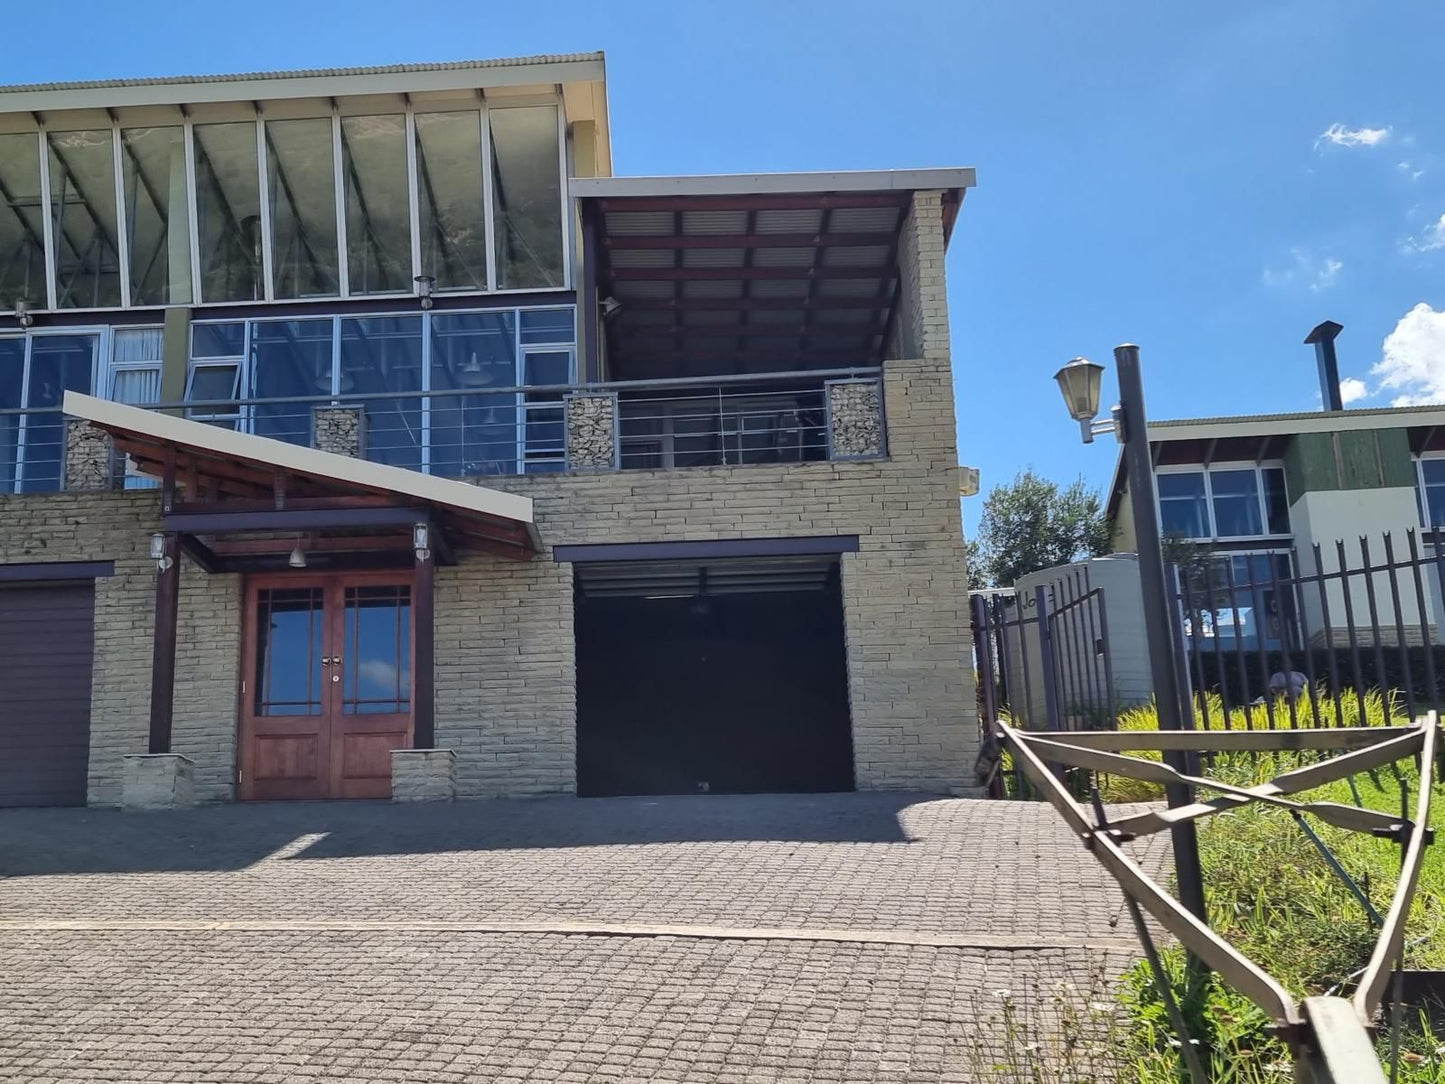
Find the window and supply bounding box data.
[187,321,246,428]
[415,111,489,291]
[194,123,263,303]
[48,130,122,308]
[340,116,412,295]
[110,328,163,488]
[1182,552,1296,652]
[489,106,564,290]
[250,319,335,443]
[1157,465,1290,540]
[0,133,47,311]
[266,119,340,300]
[339,316,423,470]
[121,127,192,306]
[1,332,98,492]
[1417,457,1445,528]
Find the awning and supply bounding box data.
[64,392,538,562]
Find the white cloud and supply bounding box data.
[1263,250,1342,292]
[1318,123,1391,149]
[1403,213,1445,253]
[1398,161,1426,181]
[1370,303,1445,406]
[1338,377,1369,404]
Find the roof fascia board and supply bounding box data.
[1,58,605,115]
[570,168,977,199]
[62,392,534,526]
[1148,408,1445,442]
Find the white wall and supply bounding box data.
[1291,487,1436,644]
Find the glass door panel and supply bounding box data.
[342,585,411,715]
[253,587,326,717]
[21,333,96,492]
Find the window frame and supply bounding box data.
[1413,453,1445,530]
[1154,461,1292,542]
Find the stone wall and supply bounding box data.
[313,406,365,458]
[564,393,617,470]
[63,421,115,491]
[826,380,885,459]
[0,492,240,806]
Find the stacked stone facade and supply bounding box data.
[0,192,976,805]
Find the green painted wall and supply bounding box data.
[160,307,190,409]
[1283,428,1414,496]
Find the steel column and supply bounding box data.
[148,532,180,754]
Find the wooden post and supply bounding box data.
[149,532,180,755]
[413,538,435,749]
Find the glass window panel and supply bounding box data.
[1263,467,1290,535]
[121,127,192,306]
[250,318,333,444]
[111,366,161,404]
[1158,472,1209,539]
[22,333,96,491]
[523,349,571,386]
[1210,468,1263,537]
[1421,459,1445,528]
[192,321,246,358]
[187,364,240,400]
[112,326,163,365]
[489,106,563,290]
[429,311,517,476]
[519,307,574,344]
[341,115,411,295]
[194,123,263,303]
[341,315,423,470]
[266,118,340,299]
[343,585,411,715]
[415,111,488,291]
[0,338,23,490]
[47,130,122,308]
[0,134,48,311]
[254,588,324,716]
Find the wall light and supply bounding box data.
[413,522,431,563]
[13,298,33,329]
[414,275,436,311]
[149,532,173,573]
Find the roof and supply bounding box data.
[0,52,606,112]
[576,169,974,379]
[64,393,537,557]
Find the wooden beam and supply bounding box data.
[177,533,222,574]
[164,506,433,533]
[605,231,895,249]
[598,193,909,213]
[149,532,180,755]
[621,297,880,312]
[609,266,887,282]
[412,546,436,749]
[617,325,882,342]
[209,534,412,556]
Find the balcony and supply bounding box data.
[2,367,886,495]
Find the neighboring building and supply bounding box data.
[0,53,978,808]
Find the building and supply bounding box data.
[0,53,978,808]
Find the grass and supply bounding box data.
[1083,690,1445,1080]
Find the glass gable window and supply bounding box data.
[415,111,488,291]
[489,106,563,290]
[47,130,122,308]
[1158,466,1289,540]
[266,118,340,299]
[0,134,47,311]
[194,123,264,303]
[341,115,412,295]
[121,127,193,307]
[1418,459,1445,528]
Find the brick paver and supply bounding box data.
[0,794,1162,1081]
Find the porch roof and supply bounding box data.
[63,393,538,559]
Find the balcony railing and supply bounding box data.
[2,367,887,494]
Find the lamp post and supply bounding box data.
[1053,344,1208,925]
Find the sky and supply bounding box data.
[7,1,1444,524]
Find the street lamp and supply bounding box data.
[1054,343,1207,926]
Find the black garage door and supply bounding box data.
[575,556,854,797]
[0,583,95,807]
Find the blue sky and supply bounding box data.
[9,1,1445,521]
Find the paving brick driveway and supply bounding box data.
[0,794,1164,1082]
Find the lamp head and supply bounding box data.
[413,275,435,310]
[1053,356,1105,423]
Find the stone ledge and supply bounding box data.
[121,754,196,811]
[392,748,457,803]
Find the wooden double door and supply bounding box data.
[240,572,413,800]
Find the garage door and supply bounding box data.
[575,556,854,797]
[0,583,95,807]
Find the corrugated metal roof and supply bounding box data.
[1152,403,1445,429]
[0,52,604,95]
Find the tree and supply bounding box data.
[967,470,1111,589]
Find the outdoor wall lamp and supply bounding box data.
[13,298,33,328]
[149,532,173,573]
[414,275,435,310]
[1053,356,1120,444]
[413,522,431,563]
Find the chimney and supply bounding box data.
[1305,320,1345,411]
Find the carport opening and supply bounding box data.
[574,555,854,798]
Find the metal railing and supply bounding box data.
[0,366,884,493]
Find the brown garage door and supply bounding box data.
[0,583,95,807]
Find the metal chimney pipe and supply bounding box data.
[1305,320,1345,411]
